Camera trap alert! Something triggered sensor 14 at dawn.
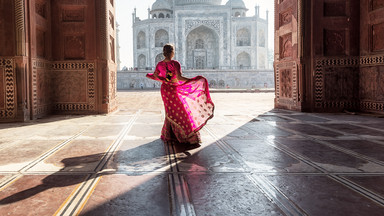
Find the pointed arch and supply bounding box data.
[138,54,146,69]
[237,52,251,68]
[155,29,169,47]
[236,28,250,46]
[155,53,164,63]
[186,25,219,69]
[137,31,146,49]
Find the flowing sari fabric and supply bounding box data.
[147,60,214,144]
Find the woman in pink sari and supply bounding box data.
[146,44,214,146]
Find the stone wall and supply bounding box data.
[274,0,384,114]
[0,0,117,122]
[117,69,274,90]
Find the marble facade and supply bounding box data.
[132,0,269,70]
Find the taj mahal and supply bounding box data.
[132,0,269,70]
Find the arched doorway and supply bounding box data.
[236,28,251,46]
[155,29,169,47]
[138,54,146,69]
[137,31,146,49]
[237,52,251,69]
[155,53,164,64]
[186,25,219,69]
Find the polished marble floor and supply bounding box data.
[0,91,384,215]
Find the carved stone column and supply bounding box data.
[274,0,304,111]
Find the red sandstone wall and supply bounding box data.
[0,1,17,121]
[274,0,384,114]
[0,0,15,56]
[0,0,117,122]
[274,0,303,111]
[311,0,360,112]
[359,0,384,113]
[30,0,53,118]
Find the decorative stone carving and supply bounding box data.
[324,29,346,56]
[15,0,26,56]
[109,11,114,29]
[323,67,358,101]
[36,69,49,107]
[185,20,221,35]
[324,2,346,17]
[372,22,384,52]
[280,33,292,59]
[280,69,292,98]
[279,8,292,27]
[110,35,115,62]
[32,60,51,117]
[360,55,384,112]
[275,61,298,107]
[51,62,96,111]
[64,35,85,59]
[62,8,85,22]
[360,54,384,65]
[314,57,359,109]
[0,64,4,109]
[0,59,16,118]
[52,70,87,102]
[109,70,117,111]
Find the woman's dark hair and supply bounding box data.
[163,44,174,59]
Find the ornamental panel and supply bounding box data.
[185,20,221,36]
[314,57,359,109]
[324,29,346,56]
[51,62,96,112]
[64,35,85,60]
[279,7,292,27]
[279,33,292,59]
[0,59,16,119]
[62,8,85,22]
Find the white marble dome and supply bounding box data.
[152,0,172,11]
[176,0,222,6]
[226,0,246,9]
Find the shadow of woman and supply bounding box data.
[0,152,107,205]
[0,139,175,206]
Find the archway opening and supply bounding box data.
[155,29,169,47]
[186,25,219,69]
[237,52,251,69]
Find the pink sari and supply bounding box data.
[146,60,214,145]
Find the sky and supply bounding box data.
[115,0,274,69]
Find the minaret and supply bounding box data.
[132,8,136,25]
[148,7,150,19]
[255,5,259,17]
